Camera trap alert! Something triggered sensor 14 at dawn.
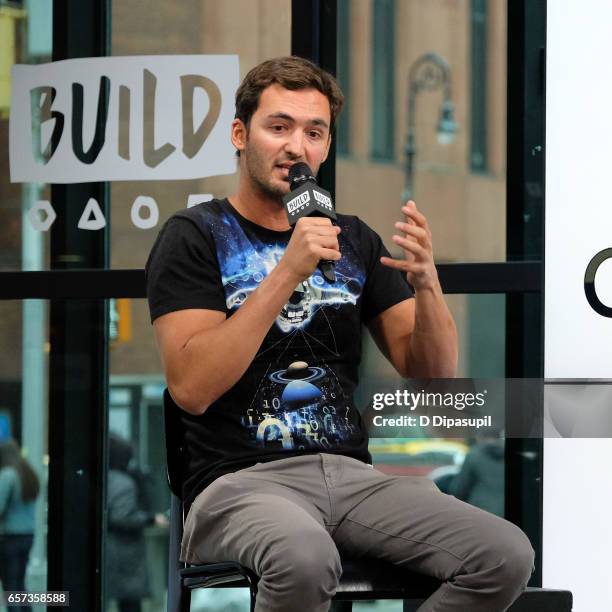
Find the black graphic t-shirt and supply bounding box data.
[146,199,413,507]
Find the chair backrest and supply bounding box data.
[163,388,186,500]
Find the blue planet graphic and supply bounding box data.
[270,361,326,408]
[281,380,323,407]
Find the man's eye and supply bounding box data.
[271,125,286,132]
[308,131,322,139]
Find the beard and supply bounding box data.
[242,138,292,203]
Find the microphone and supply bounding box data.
[282,162,338,283]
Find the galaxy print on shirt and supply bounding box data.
[212,210,363,332]
[243,359,359,451]
[210,207,365,451]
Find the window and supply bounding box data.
[336,0,351,156]
[470,0,488,172]
[370,0,395,161]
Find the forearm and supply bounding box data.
[406,283,458,378]
[172,261,301,413]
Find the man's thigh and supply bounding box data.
[332,474,529,581]
[181,469,332,569]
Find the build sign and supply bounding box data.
[9,55,239,183]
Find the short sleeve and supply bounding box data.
[356,219,414,323]
[145,215,227,323]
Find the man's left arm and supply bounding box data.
[367,201,458,379]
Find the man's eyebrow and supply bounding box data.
[266,112,329,129]
[310,118,330,129]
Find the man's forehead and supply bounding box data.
[255,84,331,125]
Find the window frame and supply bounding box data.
[0,0,547,600]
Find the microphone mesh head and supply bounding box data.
[288,162,315,186]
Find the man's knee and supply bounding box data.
[260,529,342,597]
[477,521,536,592]
[290,540,342,585]
[498,527,535,587]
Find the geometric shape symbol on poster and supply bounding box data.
[131,196,159,229]
[28,200,57,231]
[77,197,106,230]
[187,194,213,208]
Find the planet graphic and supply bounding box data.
[269,361,326,384]
[285,361,310,378]
[269,361,326,408]
[281,380,322,407]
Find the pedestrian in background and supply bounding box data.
[0,439,40,612]
[106,433,167,612]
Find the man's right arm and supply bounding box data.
[154,217,341,416]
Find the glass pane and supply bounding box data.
[1,2,53,271]
[360,294,506,521]
[0,300,49,599]
[106,299,168,612]
[109,0,292,270]
[357,293,505,388]
[336,0,508,263]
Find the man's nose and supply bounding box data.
[284,129,306,158]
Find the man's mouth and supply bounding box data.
[276,163,295,181]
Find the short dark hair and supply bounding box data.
[108,433,133,472]
[235,56,344,132]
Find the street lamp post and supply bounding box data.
[402,52,458,203]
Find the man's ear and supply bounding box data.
[231,118,247,154]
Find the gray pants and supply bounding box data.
[181,453,535,612]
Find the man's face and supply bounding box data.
[232,84,332,200]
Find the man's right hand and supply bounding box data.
[281,217,341,281]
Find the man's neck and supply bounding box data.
[229,183,291,232]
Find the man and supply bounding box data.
[146,56,534,612]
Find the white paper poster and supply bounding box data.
[9,55,239,183]
[545,2,612,378]
[544,2,612,611]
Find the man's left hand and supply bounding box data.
[380,200,439,291]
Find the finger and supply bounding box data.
[296,222,341,239]
[380,256,423,272]
[401,202,429,229]
[394,221,430,244]
[317,247,342,261]
[316,235,340,250]
[392,234,428,258]
[296,217,335,227]
[308,225,341,237]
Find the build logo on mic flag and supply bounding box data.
[284,183,337,224]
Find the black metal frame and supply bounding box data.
[505,0,546,586]
[46,2,110,611]
[292,0,338,198]
[0,0,548,606]
[0,262,541,299]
